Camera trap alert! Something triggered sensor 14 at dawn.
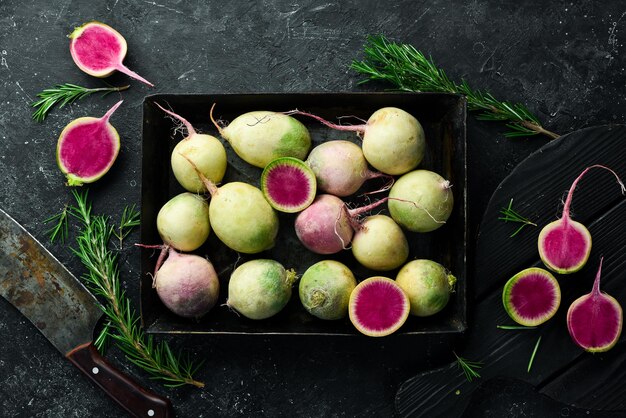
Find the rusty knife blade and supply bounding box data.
[0,208,102,355]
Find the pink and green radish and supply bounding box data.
[388,169,454,233]
[349,276,410,337]
[538,165,625,274]
[210,104,311,168]
[305,140,391,197]
[69,21,153,87]
[396,260,457,317]
[502,268,561,326]
[152,246,220,318]
[294,194,391,255]
[293,107,425,175]
[56,100,123,186]
[299,260,357,320]
[157,192,211,252]
[567,258,623,352]
[154,103,227,193]
[351,215,409,271]
[226,259,297,320]
[186,159,279,254]
[261,157,316,213]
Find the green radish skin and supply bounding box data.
[299,260,357,320]
[209,182,279,254]
[396,260,456,317]
[155,103,227,193]
[351,215,409,271]
[227,259,298,320]
[211,105,311,168]
[156,193,210,252]
[388,169,454,233]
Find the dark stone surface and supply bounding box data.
[0,0,624,417]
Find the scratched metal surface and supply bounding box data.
[0,0,625,417]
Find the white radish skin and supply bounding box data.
[306,140,390,196]
[155,248,220,318]
[211,105,311,168]
[157,193,210,252]
[155,103,227,193]
[389,169,453,233]
[351,215,409,271]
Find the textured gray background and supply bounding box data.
[0,0,625,417]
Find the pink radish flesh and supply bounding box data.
[349,277,409,337]
[70,22,154,87]
[502,268,561,326]
[567,258,623,352]
[261,157,316,213]
[57,100,122,185]
[538,165,625,274]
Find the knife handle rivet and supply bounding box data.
[92,367,99,375]
[147,409,155,416]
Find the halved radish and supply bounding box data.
[502,267,561,326]
[261,157,316,213]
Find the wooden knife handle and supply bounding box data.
[67,342,173,418]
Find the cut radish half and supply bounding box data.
[69,21,153,87]
[502,267,561,326]
[261,157,316,213]
[349,276,410,337]
[56,100,122,186]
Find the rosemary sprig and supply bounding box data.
[528,336,542,372]
[43,205,69,244]
[67,190,204,388]
[453,352,482,382]
[31,83,129,122]
[113,204,140,249]
[351,35,559,139]
[498,198,537,237]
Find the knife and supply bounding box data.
[0,208,173,418]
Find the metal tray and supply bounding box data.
[140,92,467,336]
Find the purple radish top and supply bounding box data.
[261,157,316,213]
[538,165,625,274]
[57,100,122,185]
[502,268,561,326]
[349,277,410,337]
[567,258,623,352]
[69,21,154,86]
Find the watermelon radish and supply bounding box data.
[351,215,409,271]
[305,140,391,197]
[567,258,623,352]
[502,267,561,326]
[538,165,625,274]
[388,169,454,233]
[210,104,311,168]
[154,247,220,318]
[349,276,410,337]
[396,259,457,317]
[226,259,298,320]
[292,107,425,175]
[56,100,122,186]
[261,157,316,213]
[294,195,390,255]
[69,21,153,87]
[156,192,211,252]
[154,103,227,193]
[299,260,357,320]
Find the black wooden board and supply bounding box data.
[395,125,626,417]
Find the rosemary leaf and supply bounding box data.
[351,35,559,139]
[31,83,129,122]
[68,189,204,388]
[528,336,542,372]
[43,205,69,244]
[113,204,140,249]
[497,325,538,330]
[498,198,537,237]
[453,351,482,382]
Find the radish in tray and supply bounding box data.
[56,100,123,186]
[292,107,425,175]
[305,140,392,197]
[396,259,457,317]
[69,21,153,87]
[538,165,625,274]
[210,104,311,168]
[299,260,357,320]
[157,192,211,252]
[155,103,227,194]
[351,214,409,271]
